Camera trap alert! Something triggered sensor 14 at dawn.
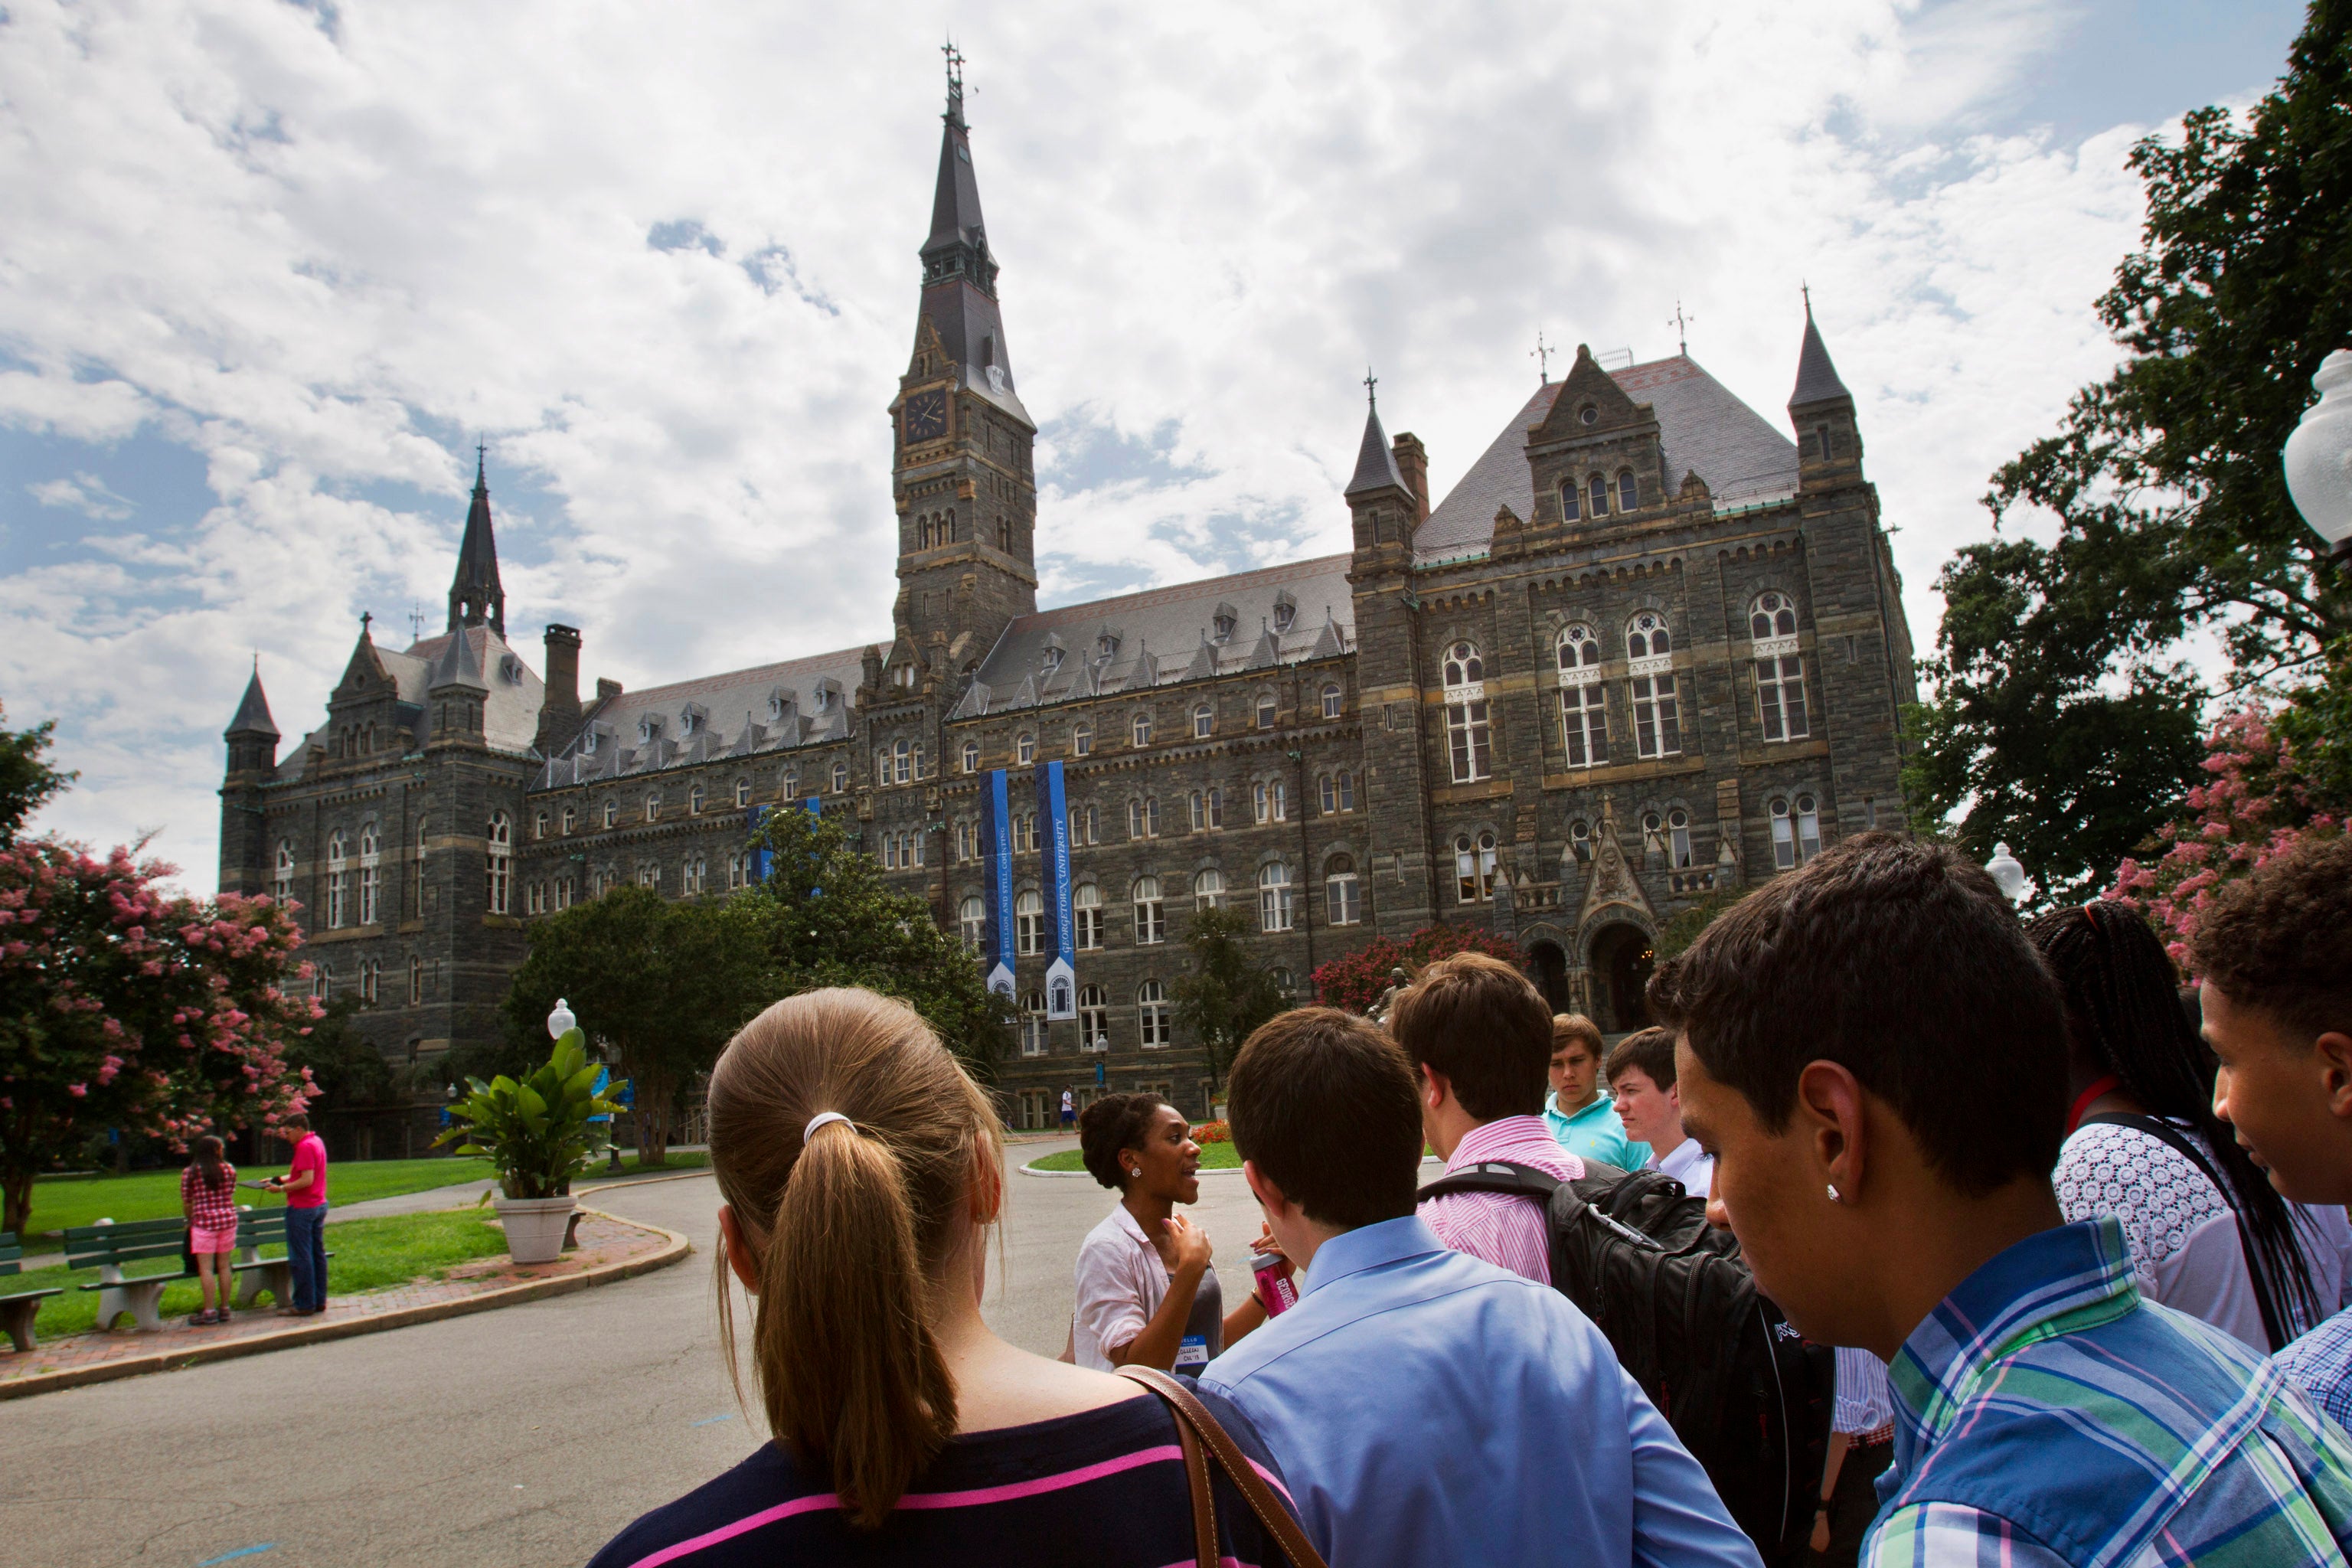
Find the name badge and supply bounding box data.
[1175,1334,1210,1369]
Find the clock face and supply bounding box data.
[903,390,948,443]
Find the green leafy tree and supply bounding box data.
[0,701,75,846]
[1169,905,1288,1093]
[1907,3,2352,898]
[743,807,1010,1077]
[1657,889,1750,961]
[498,885,776,1165]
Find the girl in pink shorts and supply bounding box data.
[181,1135,240,1325]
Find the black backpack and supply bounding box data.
[1418,1159,1833,1566]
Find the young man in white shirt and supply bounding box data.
[1606,1027,1713,1200]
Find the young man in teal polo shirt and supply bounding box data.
[1542,1013,1649,1169]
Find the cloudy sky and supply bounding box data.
[0,0,2311,887]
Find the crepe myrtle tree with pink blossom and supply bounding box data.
[0,838,319,1236]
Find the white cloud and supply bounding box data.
[0,0,2191,886]
[27,472,136,520]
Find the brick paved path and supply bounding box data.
[0,1211,675,1393]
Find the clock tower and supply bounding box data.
[891,49,1037,691]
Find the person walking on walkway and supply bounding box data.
[1542,1013,1648,1168]
[263,1114,328,1316]
[2031,900,2347,1352]
[1070,1092,1276,1372]
[588,988,1305,1567]
[1656,833,2352,1568]
[179,1134,239,1326]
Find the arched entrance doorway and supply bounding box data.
[1526,939,1570,1014]
[1587,922,1655,1034]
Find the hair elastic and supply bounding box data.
[803,1111,853,1142]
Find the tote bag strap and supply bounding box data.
[1115,1364,1330,1568]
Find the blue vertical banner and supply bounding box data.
[748,804,769,884]
[1036,760,1076,1020]
[981,770,1015,1000]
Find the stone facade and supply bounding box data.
[220,74,1916,1129]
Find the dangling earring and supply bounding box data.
[1827,1184,1841,1204]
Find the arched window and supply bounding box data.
[1132,711,1155,746]
[1557,621,1608,767]
[1668,808,1693,868]
[1188,788,1223,831]
[782,770,799,800]
[893,737,911,784]
[1016,733,1036,766]
[1072,722,1093,757]
[1256,696,1277,730]
[1254,780,1288,824]
[1557,622,1602,672]
[1258,862,1294,932]
[1617,469,1638,512]
[1751,593,1808,742]
[959,896,986,952]
[273,840,294,905]
[962,740,980,773]
[1559,478,1581,522]
[358,824,381,925]
[1132,876,1165,946]
[1589,473,1609,518]
[644,792,661,823]
[360,958,380,1005]
[877,752,891,787]
[684,856,707,894]
[562,805,577,835]
[486,811,512,913]
[325,832,348,928]
[734,779,750,808]
[1442,641,1491,783]
[1192,703,1214,739]
[1325,854,1361,926]
[1073,883,1102,949]
[1079,985,1109,1049]
[1321,683,1342,719]
[1769,795,1825,870]
[1627,612,1680,759]
[1194,868,1225,910]
[688,786,704,816]
[534,811,549,841]
[1021,991,1047,1057]
[1751,590,1799,642]
[603,799,618,828]
[1453,830,1498,903]
[1014,889,1044,955]
[1138,981,1171,1047]
[831,761,848,793]
[1126,796,1159,840]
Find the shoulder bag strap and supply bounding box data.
[2079,1111,2290,1351]
[1115,1364,1330,1568]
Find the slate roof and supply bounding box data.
[953,555,1354,717]
[225,670,279,739]
[1413,355,1802,565]
[1789,311,1853,407]
[1345,403,1408,497]
[533,643,874,789]
[271,626,545,782]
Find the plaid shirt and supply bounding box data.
[1867,1217,2352,1568]
[2276,1305,2352,1433]
[181,1161,239,1232]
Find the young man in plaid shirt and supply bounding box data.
[1657,834,2352,1568]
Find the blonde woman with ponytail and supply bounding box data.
[587,988,1309,1567]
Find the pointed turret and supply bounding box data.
[1788,302,1853,410]
[430,626,488,693]
[225,665,279,741]
[915,49,1018,405]
[447,450,506,635]
[1345,376,1418,559]
[1345,396,1409,498]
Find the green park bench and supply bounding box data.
[1,1233,64,1351]
[64,1217,192,1332]
[232,1207,332,1310]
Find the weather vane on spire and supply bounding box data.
[408,603,424,642]
[1363,366,1378,411]
[1531,331,1553,384]
[1667,302,1694,357]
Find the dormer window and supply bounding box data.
[767,691,787,720]
[499,655,525,684]
[639,716,659,744]
[1042,646,1065,675]
[582,729,598,756]
[1272,594,1296,633]
[1097,633,1120,662]
[678,708,699,737]
[1212,606,1236,643]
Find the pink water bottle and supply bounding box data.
[1250,1250,1298,1316]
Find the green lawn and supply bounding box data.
[17,1208,515,1338]
[583,1150,710,1180]
[1027,1142,1244,1174]
[22,1157,495,1240]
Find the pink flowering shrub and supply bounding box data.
[0,838,319,1235]
[2106,707,2345,968]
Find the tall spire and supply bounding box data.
[1344,374,1408,497]
[446,446,506,637]
[224,665,279,739]
[1788,298,1853,409]
[916,48,1018,407]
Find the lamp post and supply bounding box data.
[547,998,577,1040]
[1985,842,2028,905]
[2285,348,2352,571]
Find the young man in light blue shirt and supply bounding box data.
[1198,1007,1759,1568]
[1544,1012,1650,1168]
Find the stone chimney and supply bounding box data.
[1392,433,1430,527]
[536,624,583,756]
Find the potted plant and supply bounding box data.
[436,1027,628,1264]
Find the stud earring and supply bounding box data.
[1827,1184,1841,1204]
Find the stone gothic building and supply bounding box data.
[220,71,1916,1128]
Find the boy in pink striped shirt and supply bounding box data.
[1394,952,1583,1282]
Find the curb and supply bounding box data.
[1019,1161,1249,1179]
[0,1207,693,1403]
[577,1167,714,1194]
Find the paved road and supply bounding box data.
[0,1141,1277,1567]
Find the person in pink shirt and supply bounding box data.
[263,1114,329,1315]
[1391,952,1583,1282]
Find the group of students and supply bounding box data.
[587,830,2352,1568]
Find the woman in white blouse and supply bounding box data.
[1069,1093,1279,1372]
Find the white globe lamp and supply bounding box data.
[1985,843,2027,904]
[547,998,577,1040]
[2285,348,2352,570]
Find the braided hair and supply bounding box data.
[2028,901,2321,1334]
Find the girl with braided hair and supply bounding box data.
[2031,900,2350,1351]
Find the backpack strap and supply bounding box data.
[2078,1111,2289,1351]
[1415,1159,1564,1204]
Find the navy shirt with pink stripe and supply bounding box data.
[587,1387,1297,1567]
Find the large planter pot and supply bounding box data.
[492,1194,577,1265]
